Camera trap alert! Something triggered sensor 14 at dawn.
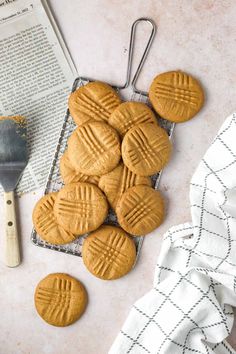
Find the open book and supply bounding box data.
[0,0,76,194]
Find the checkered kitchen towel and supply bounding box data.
[109,114,236,354]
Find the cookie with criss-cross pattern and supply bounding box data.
[149,71,204,123]
[60,150,100,185]
[82,225,136,280]
[98,162,151,210]
[122,123,171,176]
[67,121,121,176]
[34,273,87,327]
[33,192,77,245]
[68,81,121,125]
[108,101,157,137]
[116,185,165,236]
[54,183,108,235]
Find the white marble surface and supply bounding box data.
[0,1,236,353]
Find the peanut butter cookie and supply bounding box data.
[54,183,108,235]
[34,273,87,327]
[116,185,165,236]
[122,123,171,176]
[33,192,77,245]
[67,121,121,176]
[98,162,151,209]
[82,225,136,280]
[109,101,157,137]
[68,81,121,125]
[60,150,99,185]
[149,71,204,123]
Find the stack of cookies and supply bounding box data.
[33,71,204,280]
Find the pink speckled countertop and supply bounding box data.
[0,1,236,353]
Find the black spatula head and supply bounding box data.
[0,117,27,192]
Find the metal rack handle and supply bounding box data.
[77,18,156,94]
[121,18,156,95]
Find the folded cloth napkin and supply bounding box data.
[109,114,236,354]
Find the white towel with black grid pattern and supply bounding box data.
[109,113,236,354]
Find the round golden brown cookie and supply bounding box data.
[82,225,136,280]
[33,192,77,245]
[68,81,121,125]
[98,162,151,210]
[0,115,26,125]
[108,101,157,137]
[122,123,171,176]
[54,183,108,235]
[149,71,204,123]
[60,150,100,185]
[67,121,121,176]
[34,273,87,327]
[116,185,165,236]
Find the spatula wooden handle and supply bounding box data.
[4,191,20,267]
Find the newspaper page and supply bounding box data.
[0,0,76,194]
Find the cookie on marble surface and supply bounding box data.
[116,185,165,236]
[109,101,157,137]
[122,123,171,176]
[33,192,77,245]
[82,225,136,280]
[149,71,204,123]
[67,121,121,176]
[68,81,121,125]
[54,183,108,235]
[98,162,151,209]
[34,273,87,327]
[60,150,99,185]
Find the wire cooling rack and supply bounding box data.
[31,18,175,259]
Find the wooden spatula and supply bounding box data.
[0,116,28,267]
